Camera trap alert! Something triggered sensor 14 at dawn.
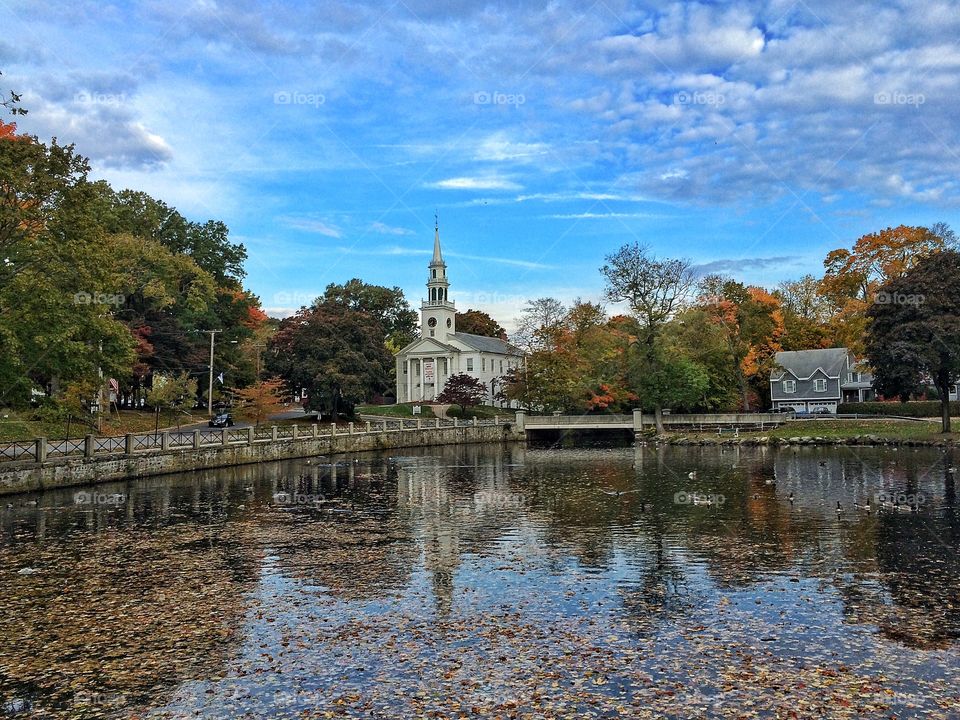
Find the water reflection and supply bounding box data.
[0,443,958,718]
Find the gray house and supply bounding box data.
[770,348,874,414]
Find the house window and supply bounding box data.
[499,360,503,373]
[814,378,827,392]
[466,358,474,372]
[403,363,408,375]
[482,358,486,372]
[783,380,796,394]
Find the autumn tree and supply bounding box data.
[866,250,960,433]
[775,275,833,350]
[436,373,487,414]
[821,224,954,354]
[234,377,286,426]
[455,309,507,339]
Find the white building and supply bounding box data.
[394,224,522,405]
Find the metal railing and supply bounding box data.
[0,416,508,466]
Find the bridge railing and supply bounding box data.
[0,415,507,466]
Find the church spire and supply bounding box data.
[431,212,444,266]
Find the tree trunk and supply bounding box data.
[937,378,952,433]
[654,404,665,434]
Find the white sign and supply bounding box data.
[423,360,435,383]
[412,405,421,415]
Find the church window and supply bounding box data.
[430,330,435,337]
[466,358,474,371]
[432,269,436,278]
[446,318,452,328]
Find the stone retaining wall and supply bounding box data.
[0,424,523,496]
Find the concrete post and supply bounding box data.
[161,432,170,451]
[331,423,337,436]
[515,410,526,431]
[348,422,354,434]
[366,421,371,433]
[311,424,318,439]
[84,434,95,458]
[494,415,499,425]
[453,417,459,428]
[292,424,298,441]
[633,408,644,433]
[222,428,229,446]
[35,437,47,463]
[417,418,422,430]
[125,434,135,456]
[247,427,255,445]
[473,416,478,427]
[193,430,201,449]
[271,426,278,442]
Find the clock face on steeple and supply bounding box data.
[427,317,437,328]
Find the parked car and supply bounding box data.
[811,407,833,415]
[208,412,234,428]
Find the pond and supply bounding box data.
[1,441,959,718]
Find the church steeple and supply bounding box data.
[422,218,455,339]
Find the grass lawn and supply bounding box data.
[677,418,959,443]
[0,409,208,443]
[356,404,437,418]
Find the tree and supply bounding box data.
[865,250,960,433]
[513,297,566,352]
[602,243,695,429]
[628,342,709,425]
[147,372,198,429]
[267,301,393,418]
[322,279,417,349]
[455,309,507,339]
[775,275,833,350]
[436,373,487,414]
[821,224,954,355]
[234,377,285,426]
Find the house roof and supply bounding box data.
[771,348,850,381]
[453,332,522,355]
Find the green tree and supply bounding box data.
[147,372,198,429]
[602,243,695,429]
[323,278,417,348]
[865,249,960,433]
[455,309,507,339]
[267,301,393,418]
[628,341,709,425]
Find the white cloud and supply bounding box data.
[280,217,342,238]
[370,221,415,236]
[428,176,522,191]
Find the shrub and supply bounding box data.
[837,400,960,417]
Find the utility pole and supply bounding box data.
[202,330,222,417]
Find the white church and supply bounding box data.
[394,224,523,406]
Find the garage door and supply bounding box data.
[807,401,837,413]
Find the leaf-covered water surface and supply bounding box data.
[1,443,958,718]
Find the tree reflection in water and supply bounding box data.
[0,443,957,718]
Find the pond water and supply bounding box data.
[1,441,959,718]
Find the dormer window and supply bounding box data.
[783,380,796,393]
[814,379,827,392]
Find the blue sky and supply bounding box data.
[3,0,959,329]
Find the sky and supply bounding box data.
[2,0,959,330]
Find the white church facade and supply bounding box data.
[394,224,523,406]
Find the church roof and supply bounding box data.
[453,332,521,355]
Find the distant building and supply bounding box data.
[769,348,874,413]
[394,223,522,405]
